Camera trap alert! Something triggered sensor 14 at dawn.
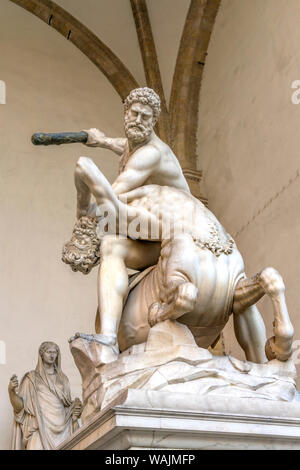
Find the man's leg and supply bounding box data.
[70,236,160,362]
[98,236,161,345]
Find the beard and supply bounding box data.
[124,120,153,144]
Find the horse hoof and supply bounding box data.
[265,336,292,362]
[265,337,277,361]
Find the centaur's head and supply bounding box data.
[62,216,100,274]
[124,87,161,144]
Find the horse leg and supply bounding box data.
[259,267,294,361]
[233,304,267,363]
[148,235,199,327]
[233,267,294,362]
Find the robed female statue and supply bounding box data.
[8,341,82,450]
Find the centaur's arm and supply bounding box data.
[75,157,160,238]
[75,156,120,219]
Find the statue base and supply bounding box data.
[58,388,300,450]
[69,320,297,424]
[66,319,300,449]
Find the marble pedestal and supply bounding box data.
[58,389,300,450]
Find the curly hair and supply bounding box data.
[62,216,100,274]
[124,87,161,123]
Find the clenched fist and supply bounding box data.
[8,374,18,393]
[84,128,106,147]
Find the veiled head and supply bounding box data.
[39,342,59,367]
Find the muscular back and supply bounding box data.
[113,133,190,196]
[143,136,189,191]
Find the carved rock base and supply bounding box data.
[70,320,297,426]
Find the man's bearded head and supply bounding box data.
[124,114,153,143]
[124,88,161,143]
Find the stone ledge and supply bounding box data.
[58,389,300,450]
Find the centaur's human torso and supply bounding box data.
[118,185,245,351]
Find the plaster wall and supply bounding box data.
[198,0,300,373]
[0,0,189,450]
[0,0,124,450]
[2,0,300,451]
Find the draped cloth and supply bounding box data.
[12,348,77,450]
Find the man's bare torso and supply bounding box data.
[116,133,190,196]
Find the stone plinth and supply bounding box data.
[70,320,297,425]
[66,320,300,450]
[58,389,300,450]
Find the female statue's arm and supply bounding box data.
[8,375,24,414]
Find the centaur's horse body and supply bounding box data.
[120,242,245,352]
[117,185,245,352]
[64,175,294,364]
[95,184,293,363]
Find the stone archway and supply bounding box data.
[10,0,220,194]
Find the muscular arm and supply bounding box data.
[84,128,127,156]
[112,146,160,195]
[75,156,121,218]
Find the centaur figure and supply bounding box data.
[57,88,293,366]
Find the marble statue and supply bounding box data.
[62,87,294,367]
[8,342,82,450]
[29,86,295,424]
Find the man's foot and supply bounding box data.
[69,332,119,365]
[69,332,119,350]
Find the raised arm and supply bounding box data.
[84,128,127,156]
[8,375,24,414]
[112,145,160,195]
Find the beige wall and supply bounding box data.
[2,0,300,451]
[0,0,189,450]
[0,0,121,450]
[198,0,300,373]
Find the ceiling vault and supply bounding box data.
[9,0,221,199]
[170,0,221,170]
[130,0,170,145]
[9,0,139,100]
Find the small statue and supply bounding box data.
[8,342,82,450]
